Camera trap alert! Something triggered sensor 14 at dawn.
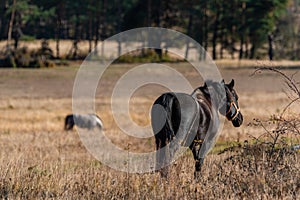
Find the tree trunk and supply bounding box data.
[0,0,7,39]
[239,35,244,60]
[94,1,101,54]
[268,34,273,60]
[245,36,249,58]
[99,0,107,58]
[202,1,208,61]
[219,29,224,59]
[71,11,80,59]
[153,0,162,59]
[239,2,246,60]
[185,12,193,60]
[7,0,16,50]
[250,43,256,59]
[212,9,220,60]
[88,11,93,53]
[101,0,107,39]
[202,1,208,60]
[55,16,61,58]
[94,18,99,54]
[13,12,22,50]
[230,28,235,59]
[147,0,151,27]
[56,36,60,59]
[117,0,122,57]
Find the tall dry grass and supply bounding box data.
[0,94,299,199]
[0,66,299,199]
[0,132,298,199]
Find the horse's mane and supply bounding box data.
[192,80,224,95]
[191,80,226,109]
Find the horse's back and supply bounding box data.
[173,93,200,146]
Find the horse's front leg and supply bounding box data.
[194,158,204,177]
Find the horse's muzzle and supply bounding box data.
[232,113,243,127]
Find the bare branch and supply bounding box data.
[254,67,300,116]
[280,97,300,117]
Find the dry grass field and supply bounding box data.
[0,61,299,199]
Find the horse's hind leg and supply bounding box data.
[190,142,204,180]
[155,138,170,178]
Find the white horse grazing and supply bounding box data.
[64,114,103,130]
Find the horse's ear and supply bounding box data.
[204,82,208,88]
[228,79,235,89]
[221,79,225,83]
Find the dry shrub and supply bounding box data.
[205,67,300,199]
[214,67,300,199]
[217,135,299,199]
[0,40,55,68]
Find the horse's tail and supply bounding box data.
[152,93,179,143]
[152,93,179,175]
[162,94,177,141]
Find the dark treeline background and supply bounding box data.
[0,0,299,60]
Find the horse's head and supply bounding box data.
[65,114,75,130]
[194,79,243,127]
[220,79,243,127]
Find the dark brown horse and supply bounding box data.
[151,79,243,178]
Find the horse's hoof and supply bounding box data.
[194,171,201,181]
[160,168,169,179]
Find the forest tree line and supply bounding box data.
[0,0,299,60]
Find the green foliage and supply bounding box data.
[115,49,183,63]
[19,34,35,41]
[243,0,288,58]
[6,0,40,24]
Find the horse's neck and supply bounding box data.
[192,87,221,112]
